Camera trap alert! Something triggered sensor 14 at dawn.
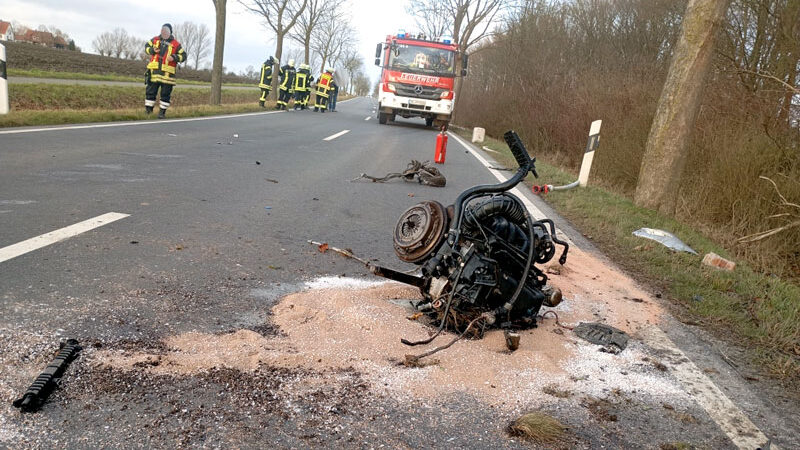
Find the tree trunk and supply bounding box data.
[210,0,227,105]
[633,0,731,214]
[452,52,464,123]
[272,33,285,100]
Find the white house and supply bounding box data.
[0,21,14,41]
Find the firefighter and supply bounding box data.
[276,59,296,110]
[293,63,313,110]
[313,67,333,113]
[329,73,339,112]
[144,23,186,119]
[258,56,275,108]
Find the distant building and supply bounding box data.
[18,29,55,47]
[0,21,13,41]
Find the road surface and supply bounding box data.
[0,98,797,448]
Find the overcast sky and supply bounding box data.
[1,0,414,81]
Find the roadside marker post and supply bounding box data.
[0,43,8,115]
[531,120,602,194]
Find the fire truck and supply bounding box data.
[374,31,467,129]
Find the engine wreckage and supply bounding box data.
[369,131,570,356]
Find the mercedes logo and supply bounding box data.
[414,85,424,94]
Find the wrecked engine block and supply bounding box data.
[371,131,569,335]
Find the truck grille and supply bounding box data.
[395,83,446,100]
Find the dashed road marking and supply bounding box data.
[0,212,130,264]
[323,129,350,141]
[450,130,777,450]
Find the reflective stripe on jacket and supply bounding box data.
[259,62,273,89]
[278,65,295,91]
[145,36,186,85]
[293,70,310,92]
[315,73,332,98]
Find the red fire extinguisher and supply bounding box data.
[434,126,448,164]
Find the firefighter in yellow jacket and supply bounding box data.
[313,67,333,113]
[144,23,186,119]
[293,64,313,110]
[258,56,275,108]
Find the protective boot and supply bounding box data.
[259,101,265,108]
[145,106,153,115]
[158,108,167,119]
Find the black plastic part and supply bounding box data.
[503,130,535,175]
[13,339,82,413]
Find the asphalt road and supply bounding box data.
[1,98,797,448]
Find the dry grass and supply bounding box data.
[465,130,800,385]
[508,412,567,444]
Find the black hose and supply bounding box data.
[539,219,569,264]
[493,196,537,318]
[463,195,526,232]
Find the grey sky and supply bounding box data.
[0,0,414,81]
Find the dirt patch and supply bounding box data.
[97,263,687,411]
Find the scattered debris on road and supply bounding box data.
[369,132,571,362]
[632,228,697,254]
[351,160,446,187]
[573,323,629,354]
[12,339,81,413]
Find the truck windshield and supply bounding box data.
[388,43,455,76]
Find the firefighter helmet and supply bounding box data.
[288,59,295,67]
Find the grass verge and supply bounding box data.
[7,68,255,87]
[458,129,800,384]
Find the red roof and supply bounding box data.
[0,21,12,35]
[20,29,55,46]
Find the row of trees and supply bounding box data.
[237,0,368,97]
[445,0,798,273]
[92,22,211,70]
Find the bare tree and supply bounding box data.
[634,0,732,213]
[240,0,309,96]
[109,28,130,58]
[407,0,451,39]
[311,5,352,74]
[92,31,115,56]
[406,0,508,119]
[289,0,323,64]
[341,49,362,94]
[123,36,146,60]
[174,21,212,70]
[211,0,227,105]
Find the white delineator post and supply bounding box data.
[577,120,602,187]
[0,43,8,115]
[472,127,485,143]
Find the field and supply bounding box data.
[3,41,254,84]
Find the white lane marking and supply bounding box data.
[323,129,350,141]
[642,327,777,450]
[364,117,371,121]
[0,212,129,264]
[451,130,777,450]
[0,110,284,135]
[0,200,37,205]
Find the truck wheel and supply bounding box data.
[425,118,434,127]
[378,112,388,124]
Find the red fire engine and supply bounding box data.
[374,31,467,129]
